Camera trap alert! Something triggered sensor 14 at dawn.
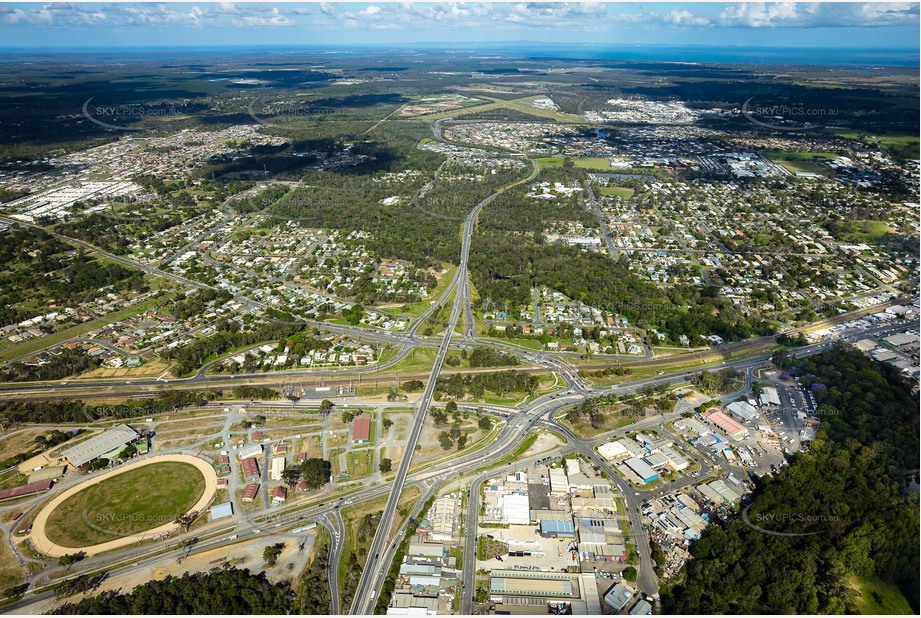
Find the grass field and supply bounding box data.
[763,150,838,160]
[775,160,830,175]
[345,449,373,479]
[0,536,24,593]
[427,94,582,123]
[0,429,48,464]
[599,186,635,198]
[831,129,920,159]
[848,220,895,244]
[849,575,914,614]
[44,462,206,547]
[535,156,614,171]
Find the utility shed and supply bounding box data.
[210,502,234,521]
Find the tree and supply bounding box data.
[622,566,638,582]
[3,583,28,600]
[90,458,109,470]
[319,399,334,415]
[457,434,468,450]
[382,417,393,430]
[300,458,331,489]
[263,543,283,566]
[379,458,392,473]
[174,511,198,533]
[438,431,454,450]
[431,407,448,425]
[401,380,424,392]
[477,416,492,431]
[181,536,199,557]
[282,467,302,489]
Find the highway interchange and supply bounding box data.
[0,117,916,615]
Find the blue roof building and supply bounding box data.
[540,518,575,538]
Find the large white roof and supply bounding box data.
[61,425,139,467]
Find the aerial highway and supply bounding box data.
[2,318,911,614]
[348,156,540,615]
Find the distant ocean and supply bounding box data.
[506,44,920,67]
[0,44,916,68]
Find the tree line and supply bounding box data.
[50,567,293,614]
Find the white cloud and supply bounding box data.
[663,9,710,27]
[0,2,915,32]
[716,2,919,28]
[234,7,294,27]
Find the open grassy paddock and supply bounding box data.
[535,156,616,171]
[848,575,914,615]
[598,186,635,198]
[43,462,206,547]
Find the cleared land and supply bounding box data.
[849,574,914,615]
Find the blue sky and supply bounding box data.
[0,2,918,49]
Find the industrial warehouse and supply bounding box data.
[60,424,142,468]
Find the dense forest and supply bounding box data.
[467,346,520,368]
[297,537,331,614]
[50,568,292,614]
[664,344,919,614]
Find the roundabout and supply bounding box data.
[28,454,218,558]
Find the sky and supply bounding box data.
[0,2,918,50]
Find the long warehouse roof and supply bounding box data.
[61,425,139,467]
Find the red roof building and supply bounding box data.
[242,483,260,502]
[271,486,287,503]
[242,457,260,482]
[702,408,749,439]
[0,480,54,502]
[352,418,371,444]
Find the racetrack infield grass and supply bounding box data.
[44,462,206,547]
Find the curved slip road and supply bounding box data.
[28,454,218,558]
